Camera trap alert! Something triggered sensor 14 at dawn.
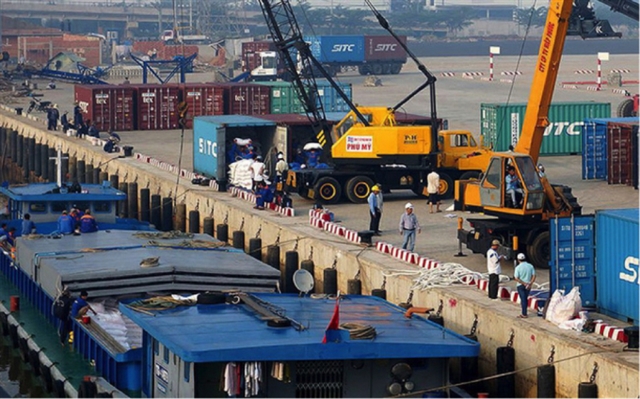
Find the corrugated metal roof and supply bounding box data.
[596,208,639,223]
[0,183,125,201]
[120,293,480,363]
[16,231,279,298]
[194,115,276,127]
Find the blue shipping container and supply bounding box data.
[596,208,639,325]
[193,115,275,181]
[549,215,596,306]
[582,117,638,180]
[306,35,365,63]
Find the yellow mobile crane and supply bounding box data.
[455,0,638,268]
[257,0,494,204]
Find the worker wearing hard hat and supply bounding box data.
[368,185,382,235]
[399,203,421,252]
[487,239,506,300]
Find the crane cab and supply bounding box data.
[455,154,546,220]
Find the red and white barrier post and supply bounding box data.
[489,46,500,82]
[596,52,609,91]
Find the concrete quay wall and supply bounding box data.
[1,113,637,398]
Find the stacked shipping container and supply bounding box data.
[258,80,352,114]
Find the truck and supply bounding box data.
[254,0,494,204]
[161,29,208,44]
[453,0,637,268]
[241,35,408,81]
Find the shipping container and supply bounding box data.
[306,35,366,63]
[607,120,639,185]
[364,35,407,62]
[595,208,639,325]
[74,85,136,132]
[216,83,271,116]
[241,41,275,73]
[258,80,352,114]
[582,117,638,181]
[193,115,276,183]
[181,84,225,128]
[134,84,180,130]
[549,215,596,306]
[481,102,611,155]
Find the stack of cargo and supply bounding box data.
[258,80,352,114]
[480,102,610,155]
[581,117,638,188]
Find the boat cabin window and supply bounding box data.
[51,202,68,213]
[28,202,47,213]
[93,201,111,213]
[74,202,91,213]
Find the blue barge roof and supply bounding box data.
[0,182,126,202]
[120,293,480,363]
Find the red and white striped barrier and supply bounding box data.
[266,202,295,217]
[586,86,601,91]
[501,71,523,76]
[611,88,631,95]
[418,257,439,270]
[375,241,392,254]
[462,71,483,79]
[476,279,510,298]
[389,247,420,265]
[562,84,579,90]
[323,221,345,236]
[610,69,631,73]
[310,216,325,229]
[574,69,594,74]
[594,321,628,343]
[510,291,547,311]
[440,72,456,77]
[344,229,362,244]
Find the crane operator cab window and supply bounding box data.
[336,113,372,138]
[450,134,471,147]
[261,54,277,69]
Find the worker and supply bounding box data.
[80,210,98,233]
[71,291,97,319]
[254,182,274,210]
[57,210,74,235]
[87,121,99,138]
[47,104,59,131]
[73,102,83,129]
[103,131,121,153]
[375,183,384,218]
[368,185,382,235]
[486,239,504,300]
[249,154,265,192]
[21,213,36,236]
[76,120,88,139]
[47,79,56,90]
[275,152,288,185]
[514,253,536,318]
[53,288,74,346]
[427,170,441,213]
[506,166,524,208]
[60,110,70,133]
[399,203,421,252]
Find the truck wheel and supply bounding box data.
[616,99,636,117]
[527,231,550,269]
[358,65,370,75]
[372,64,383,75]
[382,63,391,75]
[315,177,342,204]
[438,173,454,199]
[345,176,374,203]
[391,64,403,74]
[460,171,480,181]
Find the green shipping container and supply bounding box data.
[258,80,352,114]
[480,102,611,155]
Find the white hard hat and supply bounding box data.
[517,253,526,261]
[405,202,414,209]
[277,153,284,160]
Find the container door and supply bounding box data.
[549,215,596,306]
[275,126,288,160]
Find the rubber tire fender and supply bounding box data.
[39,363,53,392]
[197,292,226,305]
[29,349,41,376]
[78,380,98,398]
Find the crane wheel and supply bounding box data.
[527,231,550,269]
[345,176,374,203]
[438,173,454,199]
[314,177,342,204]
[616,99,636,117]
